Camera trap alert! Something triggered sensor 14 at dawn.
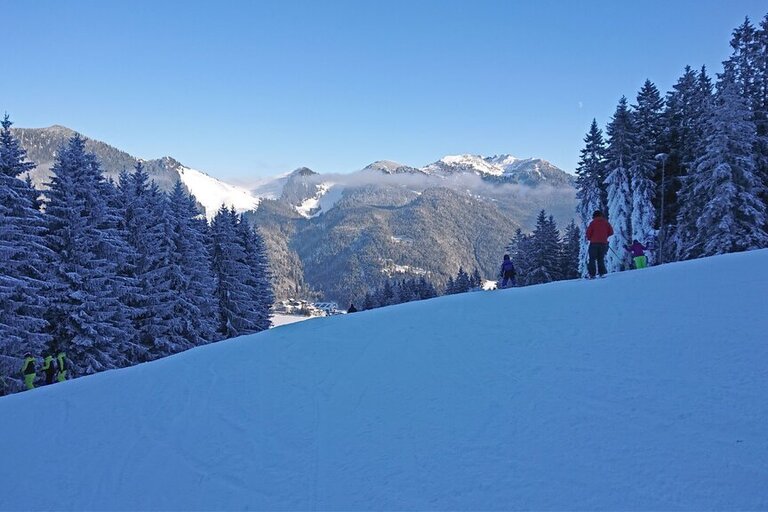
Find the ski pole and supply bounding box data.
[609,246,632,269]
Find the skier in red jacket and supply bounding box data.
[585,210,614,278]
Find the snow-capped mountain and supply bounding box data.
[2,249,766,510]
[421,153,574,187]
[422,154,507,177]
[362,160,426,175]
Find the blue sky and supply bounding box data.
[2,0,766,180]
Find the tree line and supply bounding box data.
[506,212,581,286]
[576,14,768,273]
[359,265,491,311]
[0,123,273,394]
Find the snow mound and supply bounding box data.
[1,250,767,510]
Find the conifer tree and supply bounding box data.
[471,268,483,289]
[394,280,409,303]
[211,206,272,338]
[507,228,533,286]
[119,163,175,360]
[237,218,273,332]
[630,80,663,259]
[686,69,768,256]
[379,280,395,305]
[453,267,471,293]
[663,66,700,260]
[362,292,375,311]
[0,115,51,389]
[44,134,136,376]
[444,276,456,295]
[527,210,561,284]
[675,67,717,258]
[605,97,635,271]
[560,219,581,280]
[417,277,437,300]
[756,16,768,197]
[167,181,219,345]
[727,16,768,228]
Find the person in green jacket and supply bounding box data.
[22,353,36,390]
[56,351,68,382]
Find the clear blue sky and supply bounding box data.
[2,0,766,180]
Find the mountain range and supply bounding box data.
[13,125,578,305]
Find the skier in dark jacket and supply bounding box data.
[347,303,358,313]
[499,254,516,288]
[42,354,57,385]
[585,210,614,278]
[21,353,36,390]
[625,240,647,269]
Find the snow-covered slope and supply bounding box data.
[3,250,766,510]
[177,166,261,219]
[295,182,345,218]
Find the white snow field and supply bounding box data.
[1,250,767,510]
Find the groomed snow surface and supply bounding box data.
[2,250,767,510]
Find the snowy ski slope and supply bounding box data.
[1,250,767,510]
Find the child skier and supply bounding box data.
[625,240,648,269]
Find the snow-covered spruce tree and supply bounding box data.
[361,292,376,311]
[133,179,185,360]
[727,16,768,229]
[605,97,635,272]
[166,181,218,345]
[119,163,172,361]
[395,279,414,303]
[527,210,561,285]
[756,16,768,210]
[630,80,663,262]
[560,219,581,280]
[122,171,220,359]
[471,268,482,289]
[43,134,136,376]
[686,68,768,256]
[211,206,272,338]
[417,276,437,299]
[379,280,396,305]
[453,267,471,293]
[575,119,607,276]
[0,115,51,392]
[237,217,273,332]
[507,228,533,286]
[674,67,715,259]
[444,276,456,295]
[663,66,701,260]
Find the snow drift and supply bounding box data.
[1,250,767,510]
